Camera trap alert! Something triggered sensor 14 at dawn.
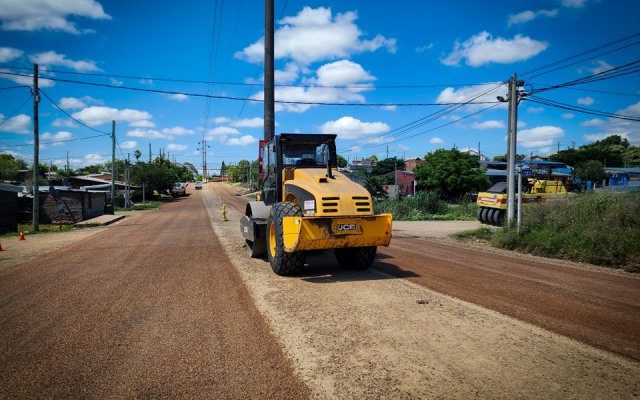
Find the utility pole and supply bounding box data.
[557,141,560,154]
[386,145,389,159]
[111,120,116,212]
[32,64,40,231]
[264,0,275,141]
[148,142,152,162]
[125,153,130,208]
[478,141,481,161]
[505,73,523,226]
[394,157,398,200]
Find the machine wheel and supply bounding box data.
[245,239,266,258]
[480,207,491,224]
[492,210,505,226]
[334,246,377,270]
[485,209,496,226]
[476,207,484,223]
[267,202,305,275]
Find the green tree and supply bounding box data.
[336,154,348,168]
[492,155,507,162]
[0,154,27,180]
[415,149,490,200]
[133,149,142,161]
[551,135,634,167]
[364,175,385,199]
[368,154,379,162]
[221,160,227,175]
[575,160,606,183]
[371,157,405,185]
[75,164,104,175]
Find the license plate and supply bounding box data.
[332,221,361,235]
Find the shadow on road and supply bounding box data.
[295,251,420,283]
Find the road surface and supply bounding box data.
[0,190,309,399]
[214,182,640,360]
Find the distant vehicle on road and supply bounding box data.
[195,181,203,190]
[172,182,187,197]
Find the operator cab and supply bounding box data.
[259,134,337,205]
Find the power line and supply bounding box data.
[0,71,500,107]
[528,84,640,98]
[0,93,32,129]
[344,104,501,153]
[526,96,640,122]
[521,31,640,78]
[38,88,111,134]
[0,85,30,91]
[0,64,492,89]
[278,0,289,19]
[0,133,110,147]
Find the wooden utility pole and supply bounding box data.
[264,0,275,141]
[32,64,40,231]
[111,120,116,211]
[149,142,152,162]
[506,73,523,225]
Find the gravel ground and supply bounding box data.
[392,220,482,238]
[0,190,310,399]
[206,183,640,399]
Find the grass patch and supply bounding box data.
[115,199,170,211]
[453,227,494,241]
[1,223,76,237]
[494,191,640,271]
[459,191,640,271]
[374,191,477,221]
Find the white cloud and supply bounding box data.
[110,77,123,86]
[562,0,587,8]
[161,126,193,137]
[0,113,31,133]
[139,78,154,85]
[126,129,164,139]
[206,126,239,138]
[508,9,558,25]
[168,93,188,102]
[581,118,605,127]
[381,105,397,111]
[29,51,101,72]
[0,46,23,62]
[518,126,564,148]
[72,106,152,126]
[577,96,595,106]
[129,119,155,128]
[167,143,188,152]
[471,120,505,130]
[518,120,527,128]
[320,116,390,139]
[41,131,71,145]
[275,63,300,84]
[233,117,264,128]
[252,59,376,113]
[227,135,258,146]
[212,116,231,124]
[429,137,445,144]
[52,118,76,128]
[435,82,505,110]
[526,106,545,114]
[397,144,410,151]
[561,113,575,119]
[0,0,110,34]
[415,43,434,53]
[442,31,547,67]
[588,60,613,75]
[119,140,137,150]
[59,97,87,110]
[236,6,396,65]
[582,101,640,145]
[83,153,107,165]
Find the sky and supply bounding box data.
[0,0,639,173]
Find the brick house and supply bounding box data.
[404,158,423,172]
[38,189,106,224]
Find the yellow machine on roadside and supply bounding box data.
[240,134,392,275]
[477,163,570,226]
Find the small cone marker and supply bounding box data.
[18,230,26,241]
[222,203,228,221]
[0,242,4,251]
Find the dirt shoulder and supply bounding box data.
[204,183,640,399]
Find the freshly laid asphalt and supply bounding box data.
[0,189,309,399]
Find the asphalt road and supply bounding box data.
[0,190,309,399]
[214,182,640,360]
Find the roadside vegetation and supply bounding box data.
[374,192,477,221]
[454,191,640,272]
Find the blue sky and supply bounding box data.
[0,0,639,172]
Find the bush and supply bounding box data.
[375,191,448,220]
[492,191,640,271]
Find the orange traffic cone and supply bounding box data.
[0,242,4,251]
[18,230,26,241]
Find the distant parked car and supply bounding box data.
[194,181,203,190]
[171,182,187,197]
